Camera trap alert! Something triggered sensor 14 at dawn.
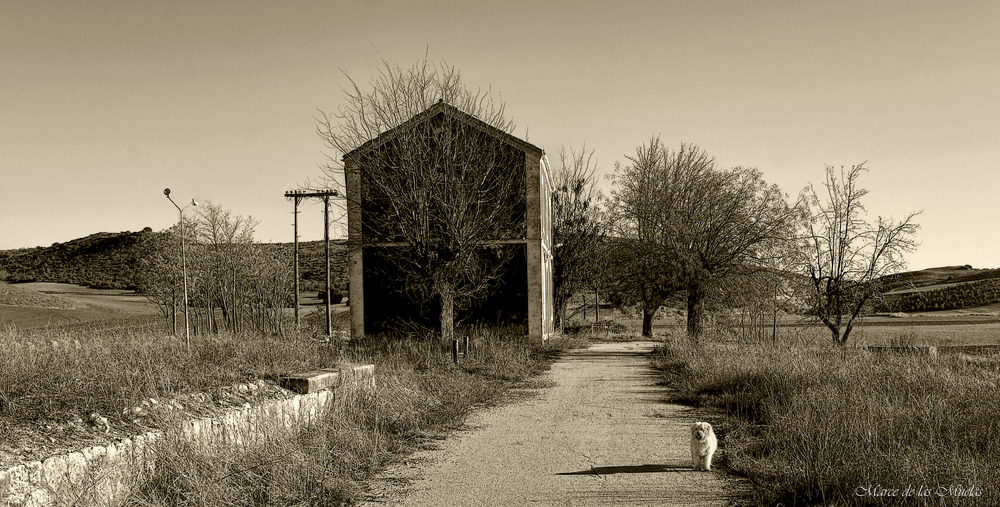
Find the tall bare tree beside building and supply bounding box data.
[317,58,525,342]
[552,145,604,331]
[800,163,920,346]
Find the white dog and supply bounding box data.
[690,421,718,471]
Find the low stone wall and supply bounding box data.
[0,365,375,507]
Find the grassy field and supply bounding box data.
[0,291,587,504]
[0,315,347,470]
[0,282,161,328]
[653,333,1000,506]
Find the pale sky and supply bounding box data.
[1,0,997,271]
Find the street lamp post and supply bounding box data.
[164,188,198,351]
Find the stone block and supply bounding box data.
[65,452,86,486]
[279,369,341,394]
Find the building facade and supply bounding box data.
[344,101,553,341]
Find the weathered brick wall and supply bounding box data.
[0,365,375,507]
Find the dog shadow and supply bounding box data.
[556,464,693,476]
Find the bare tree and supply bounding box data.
[139,203,291,336]
[609,137,801,339]
[800,163,920,346]
[607,137,684,336]
[316,58,525,342]
[552,144,604,331]
[135,229,181,333]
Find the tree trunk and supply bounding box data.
[595,289,599,324]
[440,284,455,344]
[559,293,567,333]
[641,309,654,337]
[686,281,705,341]
[171,292,177,337]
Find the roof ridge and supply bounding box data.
[342,101,542,161]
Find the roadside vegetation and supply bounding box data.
[0,319,339,427]
[127,326,585,506]
[653,331,1000,506]
[0,302,585,505]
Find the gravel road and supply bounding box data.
[363,341,739,506]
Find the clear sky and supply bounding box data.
[2,0,997,271]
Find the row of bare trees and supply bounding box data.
[138,203,292,336]
[604,138,801,339]
[588,137,920,345]
[312,56,920,346]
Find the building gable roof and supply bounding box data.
[342,100,543,162]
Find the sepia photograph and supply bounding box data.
[1,1,998,505]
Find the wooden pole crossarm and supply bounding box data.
[283,188,344,338]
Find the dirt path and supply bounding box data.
[363,341,740,506]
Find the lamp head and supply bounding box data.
[164,188,171,196]
[191,199,198,207]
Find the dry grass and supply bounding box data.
[653,335,1000,505]
[0,322,338,427]
[124,329,586,506]
[1,313,585,505]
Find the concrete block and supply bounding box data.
[279,369,340,394]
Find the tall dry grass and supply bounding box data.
[0,322,338,427]
[125,330,585,506]
[653,337,1000,506]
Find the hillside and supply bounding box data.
[876,265,1000,313]
[0,230,162,289]
[3,230,995,312]
[880,265,1000,292]
[0,231,346,293]
[288,240,349,293]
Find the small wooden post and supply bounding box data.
[464,335,470,357]
[595,289,600,323]
[452,339,459,364]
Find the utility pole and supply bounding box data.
[284,189,341,338]
[323,194,332,337]
[287,193,303,332]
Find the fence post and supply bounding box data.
[452,339,459,364]
[464,335,470,357]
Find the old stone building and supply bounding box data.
[344,101,553,340]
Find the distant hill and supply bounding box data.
[289,240,349,294]
[0,230,161,289]
[876,265,1000,312]
[5,230,994,312]
[0,231,348,293]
